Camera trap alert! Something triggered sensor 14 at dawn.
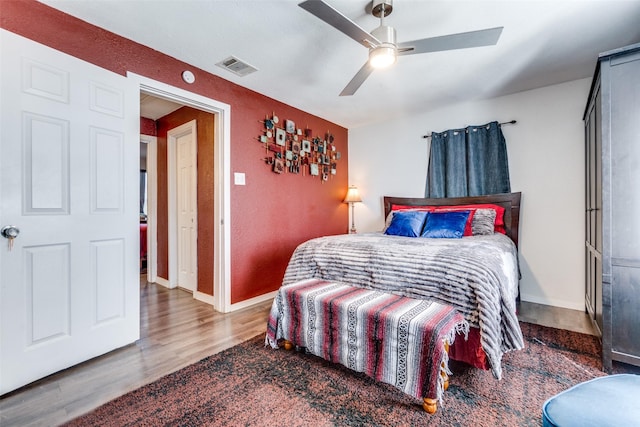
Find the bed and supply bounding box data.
[269,192,524,381]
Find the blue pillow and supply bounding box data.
[384,210,428,237]
[421,210,471,238]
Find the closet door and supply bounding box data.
[593,90,603,334]
[609,52,640,364]
[584,89,601,335]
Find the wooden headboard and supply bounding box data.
[383,192,522,248]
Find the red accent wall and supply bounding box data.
[2,0,349,304]
[140,117,157,136]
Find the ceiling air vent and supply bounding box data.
[215,56,258,77]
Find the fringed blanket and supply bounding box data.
[266,279,469,404]
[281,232,524,379]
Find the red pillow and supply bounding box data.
[391,203,506,235]
[392,204,475,236]
[391,204,436,212]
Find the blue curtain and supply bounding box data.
[425,121,511,198]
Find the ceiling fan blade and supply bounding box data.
[398,27,503,56]
[340,62,374,96]
[299,0,380,48]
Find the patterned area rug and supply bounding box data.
[64,323,637,427]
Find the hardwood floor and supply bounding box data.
[0,277,593,426]
[0,276,272,427]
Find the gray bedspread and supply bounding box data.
[282,232,524,379]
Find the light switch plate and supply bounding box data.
[234,172,246,186]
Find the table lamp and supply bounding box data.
[343,186,362,233]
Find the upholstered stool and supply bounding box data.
[542,374,640,427]
[266,278,468,414]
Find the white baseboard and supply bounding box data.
[227,290,277,312]
[194,290,215,306]
[154,277,173,289]
[147,279,276,312]
[520,293,584,311]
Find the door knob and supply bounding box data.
[1,225,20,239]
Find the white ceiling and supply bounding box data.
[40,0,640,129]
[139,92,182,120]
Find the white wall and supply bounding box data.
[348,77,591,310]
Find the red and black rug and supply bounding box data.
[64,323,637,427]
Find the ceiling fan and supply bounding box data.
[299,0,503,96]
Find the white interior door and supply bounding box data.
[0,30,139,394]
[170,121,197,292]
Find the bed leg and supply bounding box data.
[423,397,438,414]
[443,340,450,391]
[282,340,294,351]
[422,340,451,414]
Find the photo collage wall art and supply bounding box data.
[257,112,341,181]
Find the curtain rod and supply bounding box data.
[422,120,517,139]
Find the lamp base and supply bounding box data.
[349,202,357,234]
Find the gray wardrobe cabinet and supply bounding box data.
[584,42,640,371]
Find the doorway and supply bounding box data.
[131,72,231,312]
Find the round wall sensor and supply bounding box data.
[181,70,195,84]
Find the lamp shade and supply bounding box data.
[343,186,362,203]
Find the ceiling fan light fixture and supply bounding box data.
[369,24,397,68]
[369,46,397,68]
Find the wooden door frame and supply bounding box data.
[129,73,231,312]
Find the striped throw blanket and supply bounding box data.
[266,279,468,404]
[281,232,524,379]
